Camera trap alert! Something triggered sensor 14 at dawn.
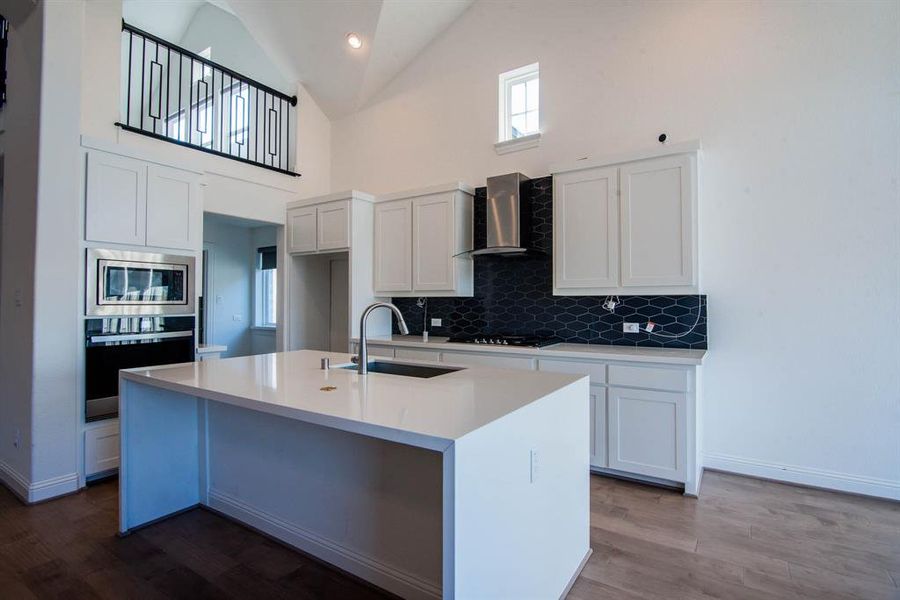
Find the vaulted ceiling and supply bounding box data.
[123,0,474,119]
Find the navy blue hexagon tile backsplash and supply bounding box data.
[392,176,707,349]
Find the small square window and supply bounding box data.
[498,63,539,143]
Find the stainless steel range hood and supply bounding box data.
[471,172,533,256]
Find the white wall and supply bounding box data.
[0,0,83,500]
[330,1,900,498]
[203,214,253,358]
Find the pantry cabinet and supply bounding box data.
[85,150,201,252]
[373,183,474,297]
[552,145,698,295]
[287,200,350,254]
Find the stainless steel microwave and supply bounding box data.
[86,249,195,316]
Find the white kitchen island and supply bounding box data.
[119,350,590,600]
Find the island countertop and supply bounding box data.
[121,349,585,451]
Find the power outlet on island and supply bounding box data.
[623,322,640,333]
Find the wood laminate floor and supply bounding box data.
[0,471,898,599]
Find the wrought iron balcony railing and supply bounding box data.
[116,21,299,177]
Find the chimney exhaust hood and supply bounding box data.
[470,172,535,256]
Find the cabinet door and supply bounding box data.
[590,386,608,469]
[317,200,351,251]
[553,166,619,291]
[287,206,318,254]
[374,200,412,292]
[146,165,200,250]
[85,421,120,476]
[85,151,147,245]
[412,193,454,291]
[620,155,695,287]
[607,386,686,482]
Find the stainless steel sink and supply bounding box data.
[341,361,463,379]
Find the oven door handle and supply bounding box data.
[90,331,194,343]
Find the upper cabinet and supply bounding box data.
[285,191,360,254]
[373,183,474,297]
[552,144,698,295]
[85,151,201,252]
[287,199,351,254]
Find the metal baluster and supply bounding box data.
[126,31,133,127]
[140,34,145,131]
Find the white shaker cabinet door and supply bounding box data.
[373,199,413,292]
[590,386,608,469]
[412,193,455,291]
[287,206,318,254]
[317,200,351,251]
[85,151,147,246]
[620,154,696,287]
[553,166,619,291]
[146,165,200,251]
[607,386,686,482]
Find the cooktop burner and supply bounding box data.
[445,334,556,348]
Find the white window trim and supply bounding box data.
[254,262,277,328]
[497,62,541,153]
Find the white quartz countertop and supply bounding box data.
[121,350,584,451]
[355,335,706,366]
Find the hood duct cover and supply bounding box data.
[471,172,533,256]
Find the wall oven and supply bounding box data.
[85,316,195,421]
[86,249,195,316]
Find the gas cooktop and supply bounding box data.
[445,334,556,348]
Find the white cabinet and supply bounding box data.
[287,206,317,253]
[85,152,147,246]
[317,201,351,251]
[412,194,456,291]
[146,165,200,250]
[374,200,413,292]
[607,386,686,482]
[590,386,608,469]
[620,155,695,287]
[553,147,698,295]
[553,166,619,290]
[85,150,200,252]
[374,184,473,297]
[84,419,120,477]
[287,200,350,254]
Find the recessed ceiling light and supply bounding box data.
[346,33,362,50]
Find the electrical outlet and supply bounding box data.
[431,318,442,327]
[623,322,640,333]
[232,314,242,322]
[530,449,539,483]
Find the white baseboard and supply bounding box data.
[207,488,441,600]
[702,452,900,501]
[0,461,79,504]
[0,460,30,502]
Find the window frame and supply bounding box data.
[254,247,277,329]
[498,62,540,143]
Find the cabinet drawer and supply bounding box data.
[85,421,120,476]
[608,364,688,392]
[537,359,606,384]
[441,352,534,371]
[395,348,441,362]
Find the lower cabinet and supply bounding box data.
[85,419,120,477]
[607,386,686,482]
[354,343,697,491]
[589,386,607,469]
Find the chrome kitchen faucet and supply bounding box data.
[356,302,409,375]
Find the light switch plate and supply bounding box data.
[623,322,640,333]
[431,318,442,327]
